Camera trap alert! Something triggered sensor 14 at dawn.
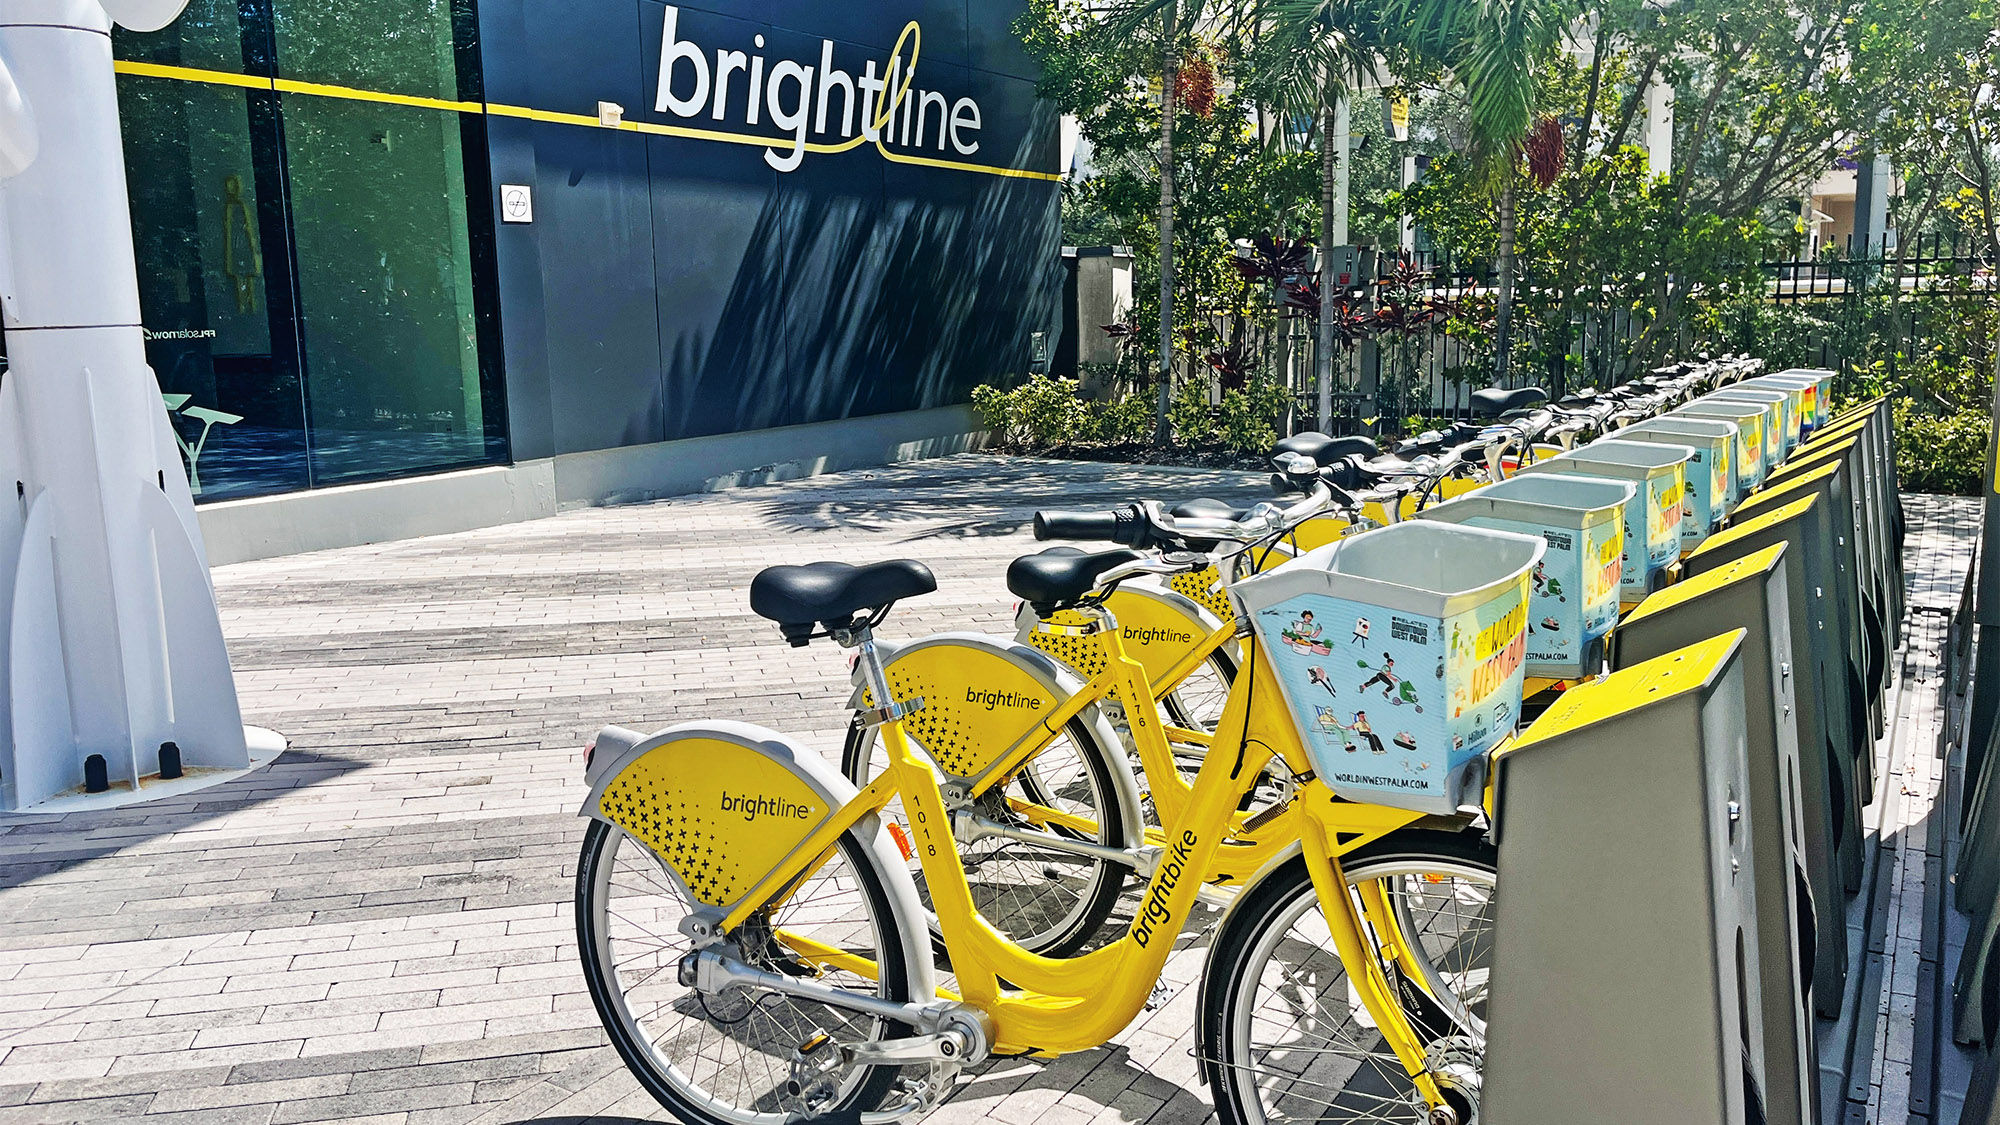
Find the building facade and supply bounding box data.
[98,0,1059,549]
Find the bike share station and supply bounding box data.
[810,362,1952,1125]
[1364,368,1944,1125]
[1079,360,1941,1125]
[0,3,1984,1123]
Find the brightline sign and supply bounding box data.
[656,6,986,173]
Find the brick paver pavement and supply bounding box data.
[0,456,1969,1125]
[0,455,1273,1125]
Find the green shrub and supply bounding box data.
[969,382,1014,434]
[970,375,1091,451]
[1216,377,1292,454]
[1167,377,1216,446]
[1091,392,1155,445]
[1893,399,1990,496]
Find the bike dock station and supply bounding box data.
[1486,632,1771,1125]
[1475,383,1986,1125]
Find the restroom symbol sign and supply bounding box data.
[500,184,533,224]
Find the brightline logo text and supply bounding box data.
[965,687,1044,711]
[656,6,984,173]
[718,791,814,822]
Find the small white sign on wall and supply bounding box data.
[500,184,534,224]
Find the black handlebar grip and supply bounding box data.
[1033,506,1145,546]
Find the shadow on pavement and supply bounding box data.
[0,749,369,891]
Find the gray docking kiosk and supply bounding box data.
[1694,491,1874,881]
[1484,631,1768,1125]
[1617,544,1822,1125]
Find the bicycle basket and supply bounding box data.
[1419,473,1632,681]
[1233,521,1542,816]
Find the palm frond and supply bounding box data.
[1379,0,1568,176]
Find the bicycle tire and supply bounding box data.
[577,818,917,1125]
[841,711,1129,958]
[1199,829,1498,1125]
[1161,641,1239,732]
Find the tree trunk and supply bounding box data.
[1493,170,1517,385]
[1151,4,1179,446]
[1316,81,1339,432]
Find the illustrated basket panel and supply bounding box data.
[1419,473,1630,681]
[1760,370,1834,433]
[1701,391,1787,469]
[1675,402,1768,491]
[1516,442,1689,599]
[1236,522,1542,816]
[1617,423,1734,545]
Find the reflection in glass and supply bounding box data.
[273,0,458,99]
[283,96,495,484]
[110,0,247,74]
[119,76,310,500]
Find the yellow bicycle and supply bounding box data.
[576,479,1508,1125]
[834,470,1416,958]
[833,441,1539,957]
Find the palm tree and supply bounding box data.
[1102,0,1223,443]
[1383,0,1570,384]
[1236,1,1381,430]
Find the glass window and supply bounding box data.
[272,0,459,99]
[281,96,495,485]
[111,0,251,75]
[110,0,505,500]
[119,75,310,500]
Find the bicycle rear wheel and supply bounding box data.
[1199,830,1497,1125]
[577,819,918,1125]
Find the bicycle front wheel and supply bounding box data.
[577,818,918,1125]
[842,712,1129,957]
[1199,830,1497,1125]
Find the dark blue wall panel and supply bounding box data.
[532,123,666,455]
[482,0,1060,457]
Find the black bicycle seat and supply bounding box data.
[750,559,936,641]
[1007,547,1141,611]
[1470,386,1548,418]
[1274,432,1380,465]
[1172,498,1255,522]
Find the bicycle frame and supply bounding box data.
[1007,568,1339,886]
[719,618,1449,1100]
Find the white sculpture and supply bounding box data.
[0,0,282,811]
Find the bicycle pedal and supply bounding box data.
[1144,979,1171,1011]
[786,1031,845,1108]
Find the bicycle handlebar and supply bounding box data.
[1032,507,1150,547]
[1034,481,1338,552]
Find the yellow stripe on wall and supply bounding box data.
[114,60,273,91]
[273,77,482,115]
[112,60,1062,183]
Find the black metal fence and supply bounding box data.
[1245,234,1991,436]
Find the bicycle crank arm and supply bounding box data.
[792,1028,984,1123]
[679,949,994,1060]
[952,809,1162,876]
